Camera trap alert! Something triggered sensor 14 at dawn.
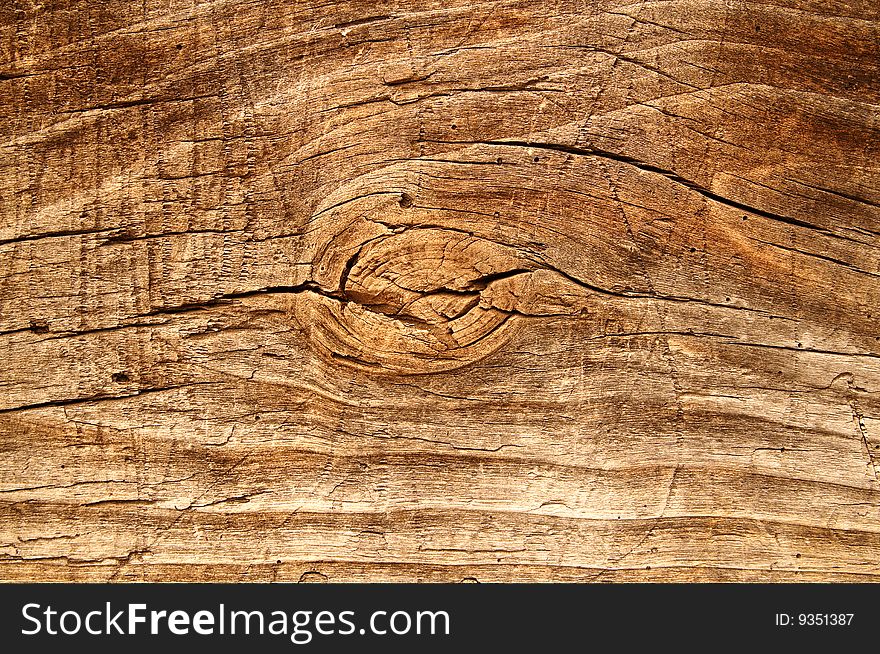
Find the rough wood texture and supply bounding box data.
[1,0,879,582]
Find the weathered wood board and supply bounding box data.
[1,0,879,582]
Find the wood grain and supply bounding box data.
[1,0,879,582]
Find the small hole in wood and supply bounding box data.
[398,193,414,208]
[112,372,130,383]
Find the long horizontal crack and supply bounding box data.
[721,341,880,361]
[750,237,880,278]
[0,382,218,415]
[422,138,836,236]
[0,227,120,247]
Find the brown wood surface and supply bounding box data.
[1,0,879,582]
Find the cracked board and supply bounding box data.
[1,0,879,583]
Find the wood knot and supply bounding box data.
[300,226,529,374]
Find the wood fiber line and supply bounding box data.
[1,0,879,582]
